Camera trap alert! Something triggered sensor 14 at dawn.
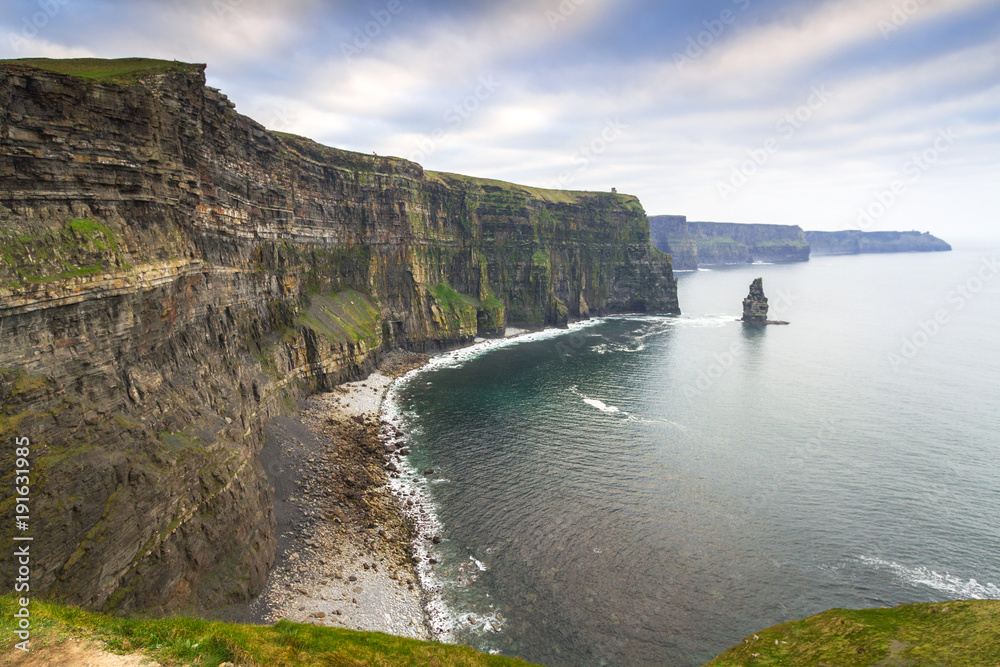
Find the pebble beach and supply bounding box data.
[244,352,435,639]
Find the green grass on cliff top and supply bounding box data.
[425,170,641,206]
[0,57,202,83]
[703,599,1000,666]
[0,595,537,667]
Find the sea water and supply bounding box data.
[388,247,1000,666]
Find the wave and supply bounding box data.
[381,386,457,641]
[407,318,611,373]
[592,342,646,355]
[384,377,511,645]
[570,385,626,417]
[858,556,1000,600]
[583,397,620,413]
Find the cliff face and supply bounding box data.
[0,60,678,613]
[649,216,809,269]
[648,215,698,270]
[806,230,952,255]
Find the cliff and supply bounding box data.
[648,215,698,270]
[0,58,678,614]
[806,230,952,255]
[649,216,809,269]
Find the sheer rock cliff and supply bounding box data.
[0,59,678,613]
[805,230,952,255]
[649,216,810,269]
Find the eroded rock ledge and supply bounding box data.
[0,59,678,614]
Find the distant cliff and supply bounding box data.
[648,215,698,270]
[806,230,952,255]
[649,216,809,269]
[650,216,952,268]
[0,58,678,614]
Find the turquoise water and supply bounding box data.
[390,248,1000,666]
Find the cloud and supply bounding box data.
[669,0,995,85]
[1,0,997,237]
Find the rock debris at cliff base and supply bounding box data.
[241,353,433,639]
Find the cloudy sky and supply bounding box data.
[3,0,998,239]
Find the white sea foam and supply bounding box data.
[411,318,611,373]
[395,314,736,376]
[382,383,457,641]
[859,556,1000,599]
[583,397,620,413]
[384,368,516,644]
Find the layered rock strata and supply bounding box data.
[741,278,788,325]
[649,216,810,269]
[742,278,769,323]
[0,59,679,613]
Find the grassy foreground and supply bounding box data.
[704,599,1000,666]
[0,596,536,667]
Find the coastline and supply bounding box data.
[238,350,434,639]
[238,319,617,642]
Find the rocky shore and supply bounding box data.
[236,351,436,639]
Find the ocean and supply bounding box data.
[387,247,1000,666]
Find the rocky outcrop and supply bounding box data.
[649,216,809,269]
[0,59,678,614]
[741,278,769,323]
[740,278,788,325]
[805,230,951,255]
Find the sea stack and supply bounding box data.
[741,278,789,325]
[742,278,769,323]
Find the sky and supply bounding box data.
[3,0,999,240]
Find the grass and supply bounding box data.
[0,595,538,666]
[429,283,478,334]
[0,218,127,285]
[298,289,381,349]
[695,236,744,247]
[752,239,809,249]
[430,283,476,314]
[424,171,588,205]
[703,599,1000,666]
[0,57,202,83]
